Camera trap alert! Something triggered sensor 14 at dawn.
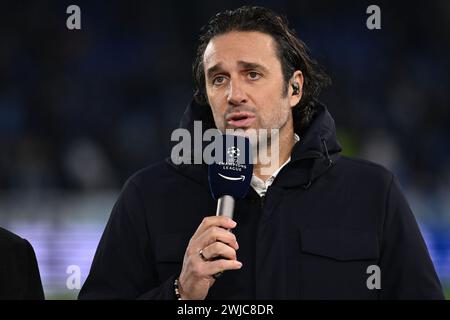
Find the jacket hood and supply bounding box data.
[167,99,342,190]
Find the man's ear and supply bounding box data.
[289,70,304,108]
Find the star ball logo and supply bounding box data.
[227,146,240,163]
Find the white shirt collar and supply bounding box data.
[250,134,300,197]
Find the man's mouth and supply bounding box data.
[225,112,256,128]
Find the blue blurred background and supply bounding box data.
[0,0,449,299]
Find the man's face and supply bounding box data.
[203,31,300,136]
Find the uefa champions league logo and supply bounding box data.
[227,146,240,163]
[227,146,241,161]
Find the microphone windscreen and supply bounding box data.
[208,134,253,200]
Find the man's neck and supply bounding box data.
[253,131,296,182]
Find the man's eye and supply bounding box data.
[248,71,261,80]
[212,76,226,85]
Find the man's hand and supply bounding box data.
[178,216,242,300]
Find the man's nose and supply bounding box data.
[226,79,248,106]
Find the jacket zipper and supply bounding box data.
[260,195,265,209]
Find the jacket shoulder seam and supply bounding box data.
[340,156,391,173]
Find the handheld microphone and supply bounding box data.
[208,134,253,278]
[208,134,253,217]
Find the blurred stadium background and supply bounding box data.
[0,1,449,299]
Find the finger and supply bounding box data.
[192,216,237,240]
[196,226,239,251]
[205,259,243,276]
[201,241,237,261]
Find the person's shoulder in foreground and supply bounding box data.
[0,227,45,300]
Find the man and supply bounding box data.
[0,227,45,299]
[79,6,444,299]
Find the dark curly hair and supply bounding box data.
[192,6,331,135]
